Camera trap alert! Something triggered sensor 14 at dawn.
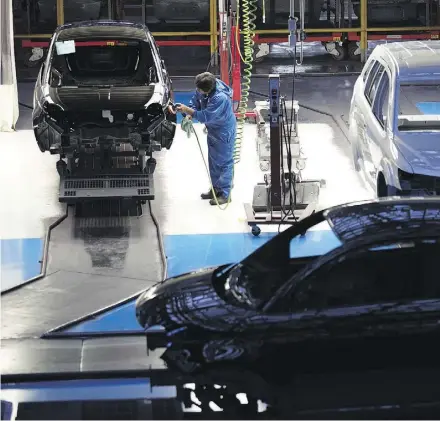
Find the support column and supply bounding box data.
[360,0,367,63]
[218,0,229,84]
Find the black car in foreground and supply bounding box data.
[136,197,440,377]
[32,20,176,175]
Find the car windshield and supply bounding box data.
[50,38,154,85]
[223,219,342,309]
[398,80,440,131]
[225,200,440,310]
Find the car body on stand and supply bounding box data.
[137,197,440,380]
[349,41,440,197]
[32,20,176,175]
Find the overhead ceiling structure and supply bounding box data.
[0,0,19,132]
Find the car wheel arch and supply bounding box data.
[377,163,399,197]
[377,172,387,197]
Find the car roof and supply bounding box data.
[56,20,150,42]
[375,41,440,78]
[324,197,440,245]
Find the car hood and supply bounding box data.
[394,132,440,175]
[137,265,222,302]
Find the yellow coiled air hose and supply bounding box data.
[234,0,257,166]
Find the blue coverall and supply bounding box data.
[188,79,236,198]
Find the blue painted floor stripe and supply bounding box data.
[1,238,42,292]
[0,91,195,292]
[416,102,440,115]
[64,230,341,334]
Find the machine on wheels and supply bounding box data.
[244,74,324,236]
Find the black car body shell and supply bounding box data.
[32,20,176,155]
[136,197,440,375]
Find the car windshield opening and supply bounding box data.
[398,80,440,131]
[51,39,155,86]
[224,255,318,310]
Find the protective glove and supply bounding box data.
[181,115,193,138]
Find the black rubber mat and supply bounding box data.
[1,207,161,340]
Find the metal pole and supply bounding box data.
[56,0,64,25]
[218,0,229,83]
[360,0,367,63]
[210,0,217,58]
[269,74,281,209]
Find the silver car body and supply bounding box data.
[349,40,440,197]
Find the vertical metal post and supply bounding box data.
[210,0,217,57]
[26,0,31,33]
[269,74,281,209]
[142,0,146,24]
[108,0,113,19]
[56,0,64,25]
[218,0,229,84]
[360,0,367,63]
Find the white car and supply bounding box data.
[349,40,440,197]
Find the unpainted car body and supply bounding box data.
[349,40,440,197]
[137,197,440,377]
[33,20,176,162]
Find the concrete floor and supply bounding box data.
[1,77,373,242]
[0,76,374,295]
[0,75,376,376]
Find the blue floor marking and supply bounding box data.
[0,90,194,292]
[416,102,440,115]
[174,92,194,124]
[0,238,42,292]
[64,230,341,334]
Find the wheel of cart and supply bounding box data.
[251,225,261,236]
[347,41,361,61]
[324,41,348,61]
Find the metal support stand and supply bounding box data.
[57,144,155,204]
[244,74,324,236]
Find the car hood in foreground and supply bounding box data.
[394,132,440,175]
[136,265,253,332]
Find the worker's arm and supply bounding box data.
[180,94,226,123]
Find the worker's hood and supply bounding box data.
[394,132,440,175]
[215,79,233,99]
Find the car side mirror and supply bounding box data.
[50,67,62,87]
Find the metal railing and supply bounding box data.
[13,0,440,62]
[14,0,218,55]
[252,0,440,61]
